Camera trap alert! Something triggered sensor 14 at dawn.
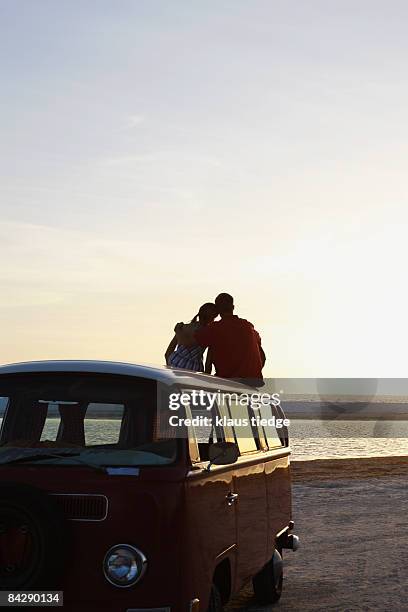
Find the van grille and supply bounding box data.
[52,494,108,521]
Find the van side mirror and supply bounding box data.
[206,442,239,471]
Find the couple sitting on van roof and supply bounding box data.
[165,293,265,386]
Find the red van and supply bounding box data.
[0,361,298,611]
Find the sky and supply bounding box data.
[1,0,408,377]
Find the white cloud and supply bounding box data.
[128,114,145,127]
[102,154,157,166]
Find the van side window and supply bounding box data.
[185,389,241,462]
[217,395,235,443]
[188,392,217,444]
[229,399,257,454]
[258,402,283,449]
[183,390,217,462]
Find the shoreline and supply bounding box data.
[291,454,408,482]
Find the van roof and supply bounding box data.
[0,360,257,393]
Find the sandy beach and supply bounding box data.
[227,456,408,611]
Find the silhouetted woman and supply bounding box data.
[165,303,217,373]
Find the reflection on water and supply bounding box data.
[0,418,407,461]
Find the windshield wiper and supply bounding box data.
[0,452,106,472]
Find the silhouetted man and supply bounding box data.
[195,293,265,386]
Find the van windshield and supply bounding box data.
[0,372,177,467]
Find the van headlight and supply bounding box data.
[103,544,147,587]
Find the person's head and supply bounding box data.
[215,292,234,316]
[196,302,218,325]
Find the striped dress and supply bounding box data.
[168,321,205,372]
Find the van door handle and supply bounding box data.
[226,492,239,506]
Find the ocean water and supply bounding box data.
[289,419,408,460]
[1,418,407,461]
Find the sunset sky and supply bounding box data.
[1,1,408,377]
